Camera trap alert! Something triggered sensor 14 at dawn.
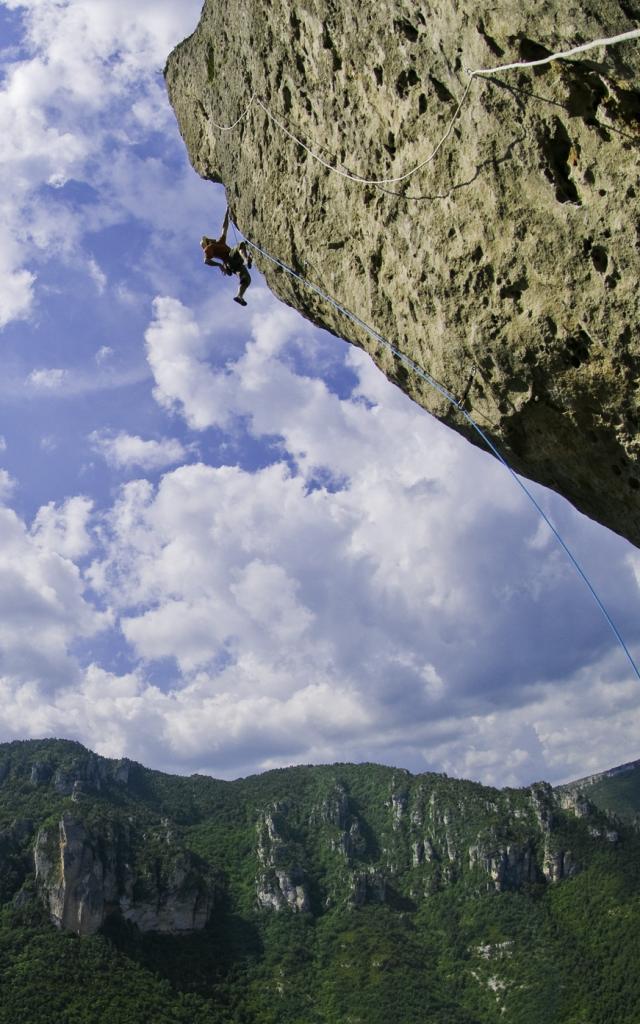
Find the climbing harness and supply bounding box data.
[239,234,640,683]
[208,28,640,187]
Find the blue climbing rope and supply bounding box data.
[242,234,640,682]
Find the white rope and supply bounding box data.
[254,84,474,185]
[208,92,256,131]
[469,27,640,76]
[205,27,640,186]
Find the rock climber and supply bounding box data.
[200,208,252,306]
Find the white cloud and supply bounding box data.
[31,496,95,560]
[0,258,637,784]
[145,297,237,429]
[95,345,113,364]
[90,430,188,471]
[0,436,6,453]
[0,0,203,328]
[0,502,108,688]
[0,308,636,783]
[0,470,16,502]
[81,430,640,780]
[87,258,107,293]
[0,642,638,785]
[91,292,634,778]
[4,364,150,402]
[28,367,68,390]
[0,268,35,328]
[5,0,202,77]
[0,0,636,789]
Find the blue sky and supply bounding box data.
[0,0,639,787]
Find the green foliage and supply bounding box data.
[0,907,223,1024]
[587,771,640,822]
[1,739,640,1023]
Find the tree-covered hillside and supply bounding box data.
[556,758,640,825]
[0,738,639,1023]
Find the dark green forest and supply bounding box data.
[1,739,639,1023]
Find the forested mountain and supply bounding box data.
[0,738,639,1023]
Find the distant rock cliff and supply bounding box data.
[2,741,640,1023]
[3,741,629,937]
[33,814,212,937]
[165,0,640,545]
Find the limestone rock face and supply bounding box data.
[166,0,640,545]
[34,814,110,936]
[33,814,213,936]
[468,841,540,890]
[256,804,311,911]
[251,771,606,909]
[119,849,212,933]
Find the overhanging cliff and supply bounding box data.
[165,1,640,545]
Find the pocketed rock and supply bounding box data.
[166,0,640,545]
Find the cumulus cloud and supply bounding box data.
[0,317,637,783]
[28,367,68,390]
[83,459,640,783]
[0,470,16,502]
[0,267,637,784]
[31,495,95,560]
[145,297,237,429]
[90,430,188,471]
[0,500,108,689]
[0,0,637,788]
[101,292,636,778]
[5,0,201,77]
[0,268,35,329]
[0,0,203,327]
[0,643,638,785]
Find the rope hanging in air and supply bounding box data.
[239,234,640,683]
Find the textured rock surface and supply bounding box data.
[34,814,111,935]
[166,0,640,545]
[256,804,311,911]
[34,813,212,936]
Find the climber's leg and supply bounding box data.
[233,266,251,306]
[215,207,231,245]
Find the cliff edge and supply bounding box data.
[165,0,640,545]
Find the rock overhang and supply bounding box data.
[165,0,640,546]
